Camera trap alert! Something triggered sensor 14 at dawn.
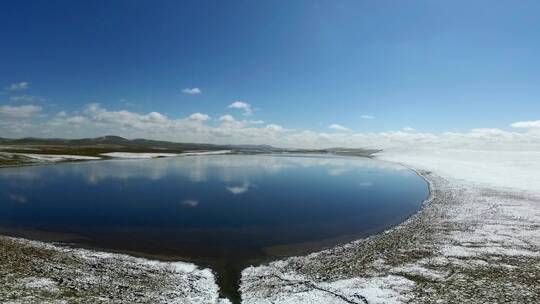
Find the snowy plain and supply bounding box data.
[381,148,540,192]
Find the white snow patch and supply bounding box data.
[379,148,540,192]
[21,277,59,292]
[241,267,414,304]
[101,151,230,159]
[14,153,101,162]
[180,150,232,156]
[100,152,179,159]
[6,237,231,304]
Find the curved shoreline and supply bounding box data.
[240,154,540,303]
[2,153,539,303]
[0,154,234,303]
[0,156,428,304]
[240,167,440,303]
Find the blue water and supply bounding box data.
[0,154,428,299]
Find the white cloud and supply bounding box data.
[146,112,167,123]
[5,103,540,151]
[85,103,168,127]
[328,168,349,176]
[9,82,29,91]
[182,87,201,95]
[0,104,42,118]
[403,126,415,132]
[247,120,264,125]
[361,114,374,119]
[511,120,540,129]
[189,112,210,122]
[265,124,284,132]
[41,104,218,142]
[219,114,237,123]
[329,124,350,131]
[228,101,252,116]
[226,182,250,194]
[66,115,87,124]
[181,199,199,207]
[46,113,87,128]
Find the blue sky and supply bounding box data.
[1,0,540,147]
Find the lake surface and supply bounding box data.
[0,154,428,301]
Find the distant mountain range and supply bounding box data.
[0,135,379,156]
[0,135,276,151]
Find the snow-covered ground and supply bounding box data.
[240,148,540,303]
[0,236,230,304]
[100,150,231,159]
[381,148,540,192]
[1,150,232,165]
[100,152,179,159]
[13,153,101,162]
[180,150,232,156]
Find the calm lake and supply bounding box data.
[0,154,428,300]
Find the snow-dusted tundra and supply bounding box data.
[240,148,540,303]
[1,148,539,303]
